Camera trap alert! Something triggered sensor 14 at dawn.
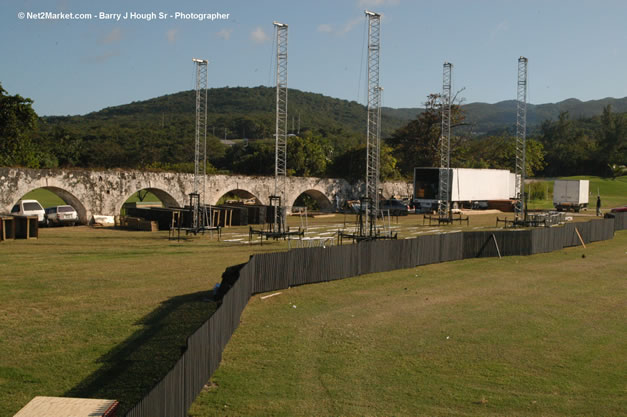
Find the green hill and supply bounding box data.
[43,87,408,139]
[31,86,626,176]
[42,87,627,141]
[387,97,627,135]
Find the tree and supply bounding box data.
[217,141,274,175]
[596,105,627,175]
[328,144,400,183]
[0,83,40,167]
[287,132,332,177]
[538,111,596,176]
[462,135,546,177]
[387,94,467,178]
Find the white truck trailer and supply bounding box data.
[553,179,589,212]
[413,167,518,213]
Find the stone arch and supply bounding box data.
[116,187,181,215]
[211,189,262,205]
[290,189,333,211]
[14,186,89,224]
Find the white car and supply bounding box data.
[44,205,79,226]
[11,200,46,224]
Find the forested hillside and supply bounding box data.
[1,83,625,180]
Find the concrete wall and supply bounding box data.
[0,168,411,223]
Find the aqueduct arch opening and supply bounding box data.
[291,189,333,211]
[215,189,262,205]
[116,188,181,216]
[17,186,89,224]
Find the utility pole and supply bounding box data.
[364,10,381,235]
[438,62,452,220]
[515,56,528,221]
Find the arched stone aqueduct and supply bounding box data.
[1,168,411,224]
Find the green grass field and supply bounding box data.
[528,175,627,210]
[0,228,282,416]
[190,232,627,417]
[2,176,626,416]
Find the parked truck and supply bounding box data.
[413,167,519,213]
[553,179,589,212]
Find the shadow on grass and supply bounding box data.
[65,291,218,416]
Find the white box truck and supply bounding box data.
[413,167,519,213]
[553,180,589,212]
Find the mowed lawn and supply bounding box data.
[0,227,281,417]
[528,175,627,210]
[190,231,627,417]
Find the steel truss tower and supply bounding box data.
[273,22,288,232]
[438,62,453,219]
[515,57,528,220]
[192,58,208,229]
[364,10,381,234]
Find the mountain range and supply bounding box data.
[42,86,627,138]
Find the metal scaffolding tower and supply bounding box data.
[376,85,383,200]
[364,10,381,234]
[338,11,397,243]
[515,56,528,220]
[273,21,288,232]
[438,62,453,219]
[192,58,208,230]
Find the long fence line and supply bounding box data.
[125,213,626,417]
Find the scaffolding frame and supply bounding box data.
[248,21,306,244]
[273,21,288,233]
[438,62,453,220]
[515,56,528,220]
[191,58,208,230]
[364,10,381,235]
[180,58,219,237]
[338,10,394,243]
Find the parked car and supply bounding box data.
[44,205,79,226]
[380,199,409,216]
[471,201,489,210]
[610,205,627,213]
[10,200,45,224]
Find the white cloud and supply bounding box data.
[491,20,509,39]
[217,28,233,40]
[340,16,362,34]
[101,27,123,44]
[318,16,365,36]
[317,23,333,33]
[250,27,269,43]
[358,0,400,7]
[166,29,179,44]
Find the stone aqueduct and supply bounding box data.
[1,168,412,223]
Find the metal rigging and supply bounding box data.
[515,56,528,220]
[438,62,453,219]
[192,58,208,231]
[272,21,288,233]
[364,10,381,234]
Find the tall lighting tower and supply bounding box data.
[273,21,288,232]
[364,10,381,235]
[192,58,208,230]
[438,62,453,219]
[515,56,528,220]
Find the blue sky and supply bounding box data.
[1,0,626,116]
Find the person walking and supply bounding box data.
[596,195,602,216]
